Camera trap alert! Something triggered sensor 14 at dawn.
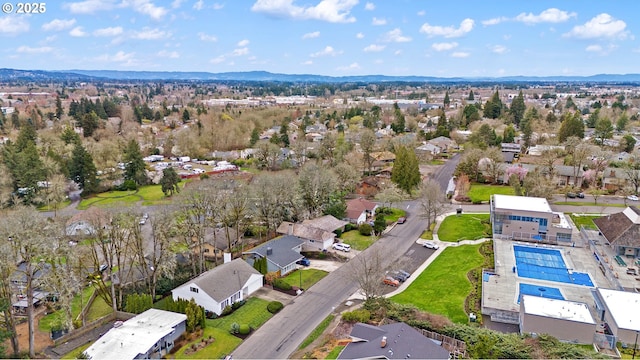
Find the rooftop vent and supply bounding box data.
[267,247,272,255]
[381,336,387,348]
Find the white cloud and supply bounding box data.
[95,50,135,63]
[451,51,470,58]
[364,2,374,10]
[372,17,386,26]
[171,0,186,8]
[482,17,507,26]
[69,26,87,37]
[198,32,218,42]
[417,10,425,16]
[232,47,249,56]
[310,45,342,57]
[302,31,320,39]
[302,60,313,65]
[431,42,458,51]
[251,0,358,23]
[356,32,364,39]
[212,3,224,10]
[42,19,76,31]
[381,28,411,42]
[237,39,250,47]
[515,8,576,24]
[43,35,57,43]
[585,44,602,52]
[17,46,53,54]
[132,27,170,40]
[0,16,30,36]
[123,0,168,20]
[564,13,630,39]
[337,62,360,71]
[394,49,402,55]
[93,26,123,36]
[491,45,507,54]
[210,55,225,64]
[585,44,617,55]
[64,0,117,14]
[363,44,385,52]
[420,18,474,38]
[193,0,204,10]
[157,50,180,58]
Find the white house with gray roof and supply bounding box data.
[171,258,263,316]
[243,235,305,276]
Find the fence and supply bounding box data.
[381,318,467,358]
[53,311,136,346]
[581,225,624,291]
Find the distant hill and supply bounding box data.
[1,68,640,83]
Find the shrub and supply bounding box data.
[455,195,471,202]
[238,324,251,335]
[342,309,371,323]
[199,173,209,180]
[344,223,355,232]
[358,223,373,236]
[267,301,284,314]
[221,305,233,316]
[273,279,292,291]
[231,299,246,310]
[230,322,239,334]
[334,229,342,238]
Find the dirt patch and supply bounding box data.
[3,315,54,356]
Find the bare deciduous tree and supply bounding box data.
[418,179,451,229]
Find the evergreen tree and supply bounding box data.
[80,111,100,138]
[160,167,180,196]
[468,90,475,101]
[390,103,405,133]
[373,212,386,235]
[483,90,503,119]
[182,109,190,122]
[616,112,629,132]
[69,143,98,194]
[123,139,147,186]
[55,96,63,119]
[443,91,450,108]
[61,127,81,145]
[391,146,420,194]
[279,122,290,147]
[503,125,516,143]
[594,118,613,145]
[250,127,260,147]
[509,91,526,126]
[558,111,585,142]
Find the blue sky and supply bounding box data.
[1,0,638,77]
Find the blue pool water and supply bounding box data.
[513,245,594,286]
[518,283,565,303]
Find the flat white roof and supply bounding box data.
[85,309,186,360]
[598,288,640,331]
[522,295,595,324]
[493,194,553,213]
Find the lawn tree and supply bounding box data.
[69,142,98,194]
[297,162,338,218]
[558,111,585,143]
[456,174,471,198]
[222,181,250,253]
[372,212,386,235]
[564,138,593,185]
[456,147,484,182]
[620,134,636,153]
[0,206,58,358]
[251,171,300,238]
[391,146,420,194]
[418,179,451,229]
[391,102,405,134]
[333,162,360,194]
[590,188,606,205]
[138,208,177,300]
[160,167,181,196]
[255,141,280,171]
[346,248,388,300]
[0,238,19,357]
[590,149,613,188]
[522,169,555,200]
[479,147,505,184]
[622,160,640,195]
[123,139,147,186]
[319,133,337,166]
[594,117,614,145]
[360,129,376,174]
[536,148,563,180]
[374,183,405,208]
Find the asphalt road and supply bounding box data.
[231,200,425,359]
[432,153,460,192]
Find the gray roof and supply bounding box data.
[243,235,304,269]
[179,259,262,302]
[338,322,450,360]
[302,215,348,233]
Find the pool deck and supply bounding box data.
[482,238,613,324]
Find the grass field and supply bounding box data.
[568,214,601,229]
[77,183,186,209]
[173,327,241,359]
[280,268,329,290]
[437,214,491,242]
[61,342,92,359]
[86,295,113,322]
[391,244,484,323]
[420,222,436,240]
[326,345,345,359]
[383,208,406,224]
[467,184,514,203]
[299,315,335,350]
[37,200,72,212]
[39,286,95,332]
[206,297,272,331]
[340,230,377,251]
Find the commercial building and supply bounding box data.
[520,295,596,344]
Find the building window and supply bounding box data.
[204,248,210,253]
[190,287,199,293]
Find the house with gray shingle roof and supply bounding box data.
[243,235,305,276]
[593,206,640,258]
[171,258,263,316]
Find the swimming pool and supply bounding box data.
[513,245,594,286]
[517,283,565,303]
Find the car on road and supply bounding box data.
[332,243,351,252]
[628,195,639,201]
[389,270,411,282]
[383,276,400,287]
[296,257,310,266]
[566,192,577,198]
[423,241,439,250]
[577,192,585,198]
[397,217,406,224]
[139,218,146,225]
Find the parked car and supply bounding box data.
[397,217,406,224]
[577,192,585,199]
[383,276,400,287]
[332,243,351,252]
[296,257,311,266]
[423,241,439,250]
[566,192,577,198]
[628,195,639,201]
[139,218,146,225]
[389,270,410,282]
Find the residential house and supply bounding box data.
[171,258,263,316]
[415,143,441,157]
[85,309,187,360]
[243,235,305,276]
[519,295,596,344]
[503,163,583,188]
[356,176,389,197]
[337,322,450,360]
[490,194,573,244]
[501,143,522,154]
[527,145,565,156]
[65,207,110,237]
[370,151,396,172]
[428,136,457,152]
[345,198,379,224]
[302,215,348,234]
[305,123,327,134]
[615,151,631,162]
[601,167,631,191]
[592,206,640,259]
[191,227,241,261]
[593,288,640,345]
[276,222,335,252]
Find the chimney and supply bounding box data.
[380,336,387,348]
[223,252,232,264]
[288,223,294,235]
[267,247,273,256]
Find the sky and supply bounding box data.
[0,0,639,77]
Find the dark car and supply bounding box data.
[296,257,310,266]
[397,217,407,224]
[389,270,410,282]
[566,192,577,198]
[577,192,585,198]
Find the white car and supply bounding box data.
[628,195,639,201]
[423,241,439,250]
[332,243,351,252]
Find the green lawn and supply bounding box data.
[173,327,241,359]
[299,315,335,350]
[340,230,377,251]
[38,199,72,212]
[383,208,406,224]
[437,214,491,242]
[86,294,113,321]
[420,222,436,240]
[554,201,625,207]
[280,268,329,290]
[61,342,92,359]
[326,345,345,359]
[467,184,514,203]
[206,297,272,331]
[40,286,96,332]
[568,214,601,229]
[77,190,141,209]
[391,244,484,323]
